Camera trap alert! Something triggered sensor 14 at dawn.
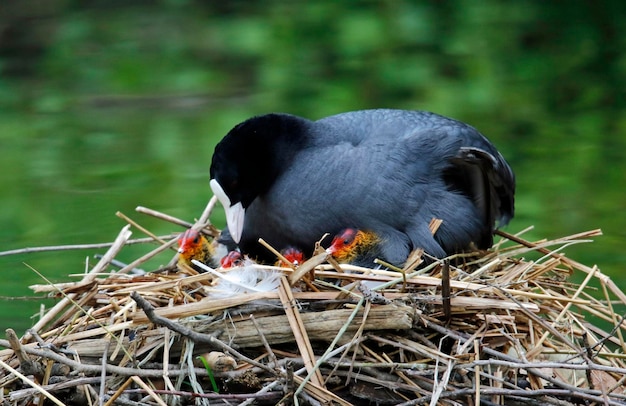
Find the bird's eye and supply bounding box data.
[193,236,200,244]
[343,239,350,245]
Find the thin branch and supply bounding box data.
[250,314,279,369]
[466,359,626,377]
[8,377,101,402]
[0,358,66,406]
[397,386,626,406]
[0,236,176,257]
[130,291,275,374]
[118,388,281,401]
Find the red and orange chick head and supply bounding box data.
[327,228,379,264]
[177,229,215,268]
[220,250,244,268]
[277,247,305,267]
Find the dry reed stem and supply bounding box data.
[135,196,219,238]
[0,359,65,406]
[0,236,176,257]
[23,224,132,342]
[135,206,194,229]
[288,251,328,285]
[116,211,168,244]
[8,377,100,403]
[249,314,278,368]
[120,237,179,274]
[258,238,291,267]
[131,375,169,406]
[313,269,580,306]
[193,194,219,235]
[277,276,325,388]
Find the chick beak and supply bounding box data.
[177,237,187,253]
[210,179,245,243]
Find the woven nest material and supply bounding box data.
[1,197,625,406]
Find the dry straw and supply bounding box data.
[1,198,624,405]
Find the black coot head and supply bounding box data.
[210,113,309,209]
[210,119,270,209]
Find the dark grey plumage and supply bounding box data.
[210,109,515,265]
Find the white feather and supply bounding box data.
[191,260,282,297]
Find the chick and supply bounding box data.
[276,246,305,268]
[220,250,245,268]
[327,228,381,267]
[177,229,218,270]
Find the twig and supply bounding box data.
[259,237,293,268]
[135,206,194,229]
[0,338,210,378]
[90,225,133,276]
[130,291,274,373]
[131,376,168,406]
[250,314,279,369]
[496,228,626,308]
[116,211,168,244]
[277,276,325,388]
[493,287,584,357]
[194,194,219,233]
[118,388,281,401]
[103,376,133,406]
[117,236,178,274]
[294,296,367,403]
[473,339,481,406]
[0,236,176,257]
[136,198,219,237]
[288,252,328,285]
[467,358,626,377]
[24,225,132,342]
[8,377,101,402]
[441,260,451,322]
[93,255,145,274]
[330,368,435,393]
[334,301,370,386]
[397,387,626,406]
[0,358,66,406]
[99,337,110,405]
[6,328,31,365]
[480,346,626,402]
[430,339,455,406]
[421,310,625,402]
[239,381,285,406]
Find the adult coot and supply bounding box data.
[210,109,515,265]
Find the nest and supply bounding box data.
[1,197,625,406]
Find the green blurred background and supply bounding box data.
[1,1,624,335]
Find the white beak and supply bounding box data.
[210,179,245,243]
